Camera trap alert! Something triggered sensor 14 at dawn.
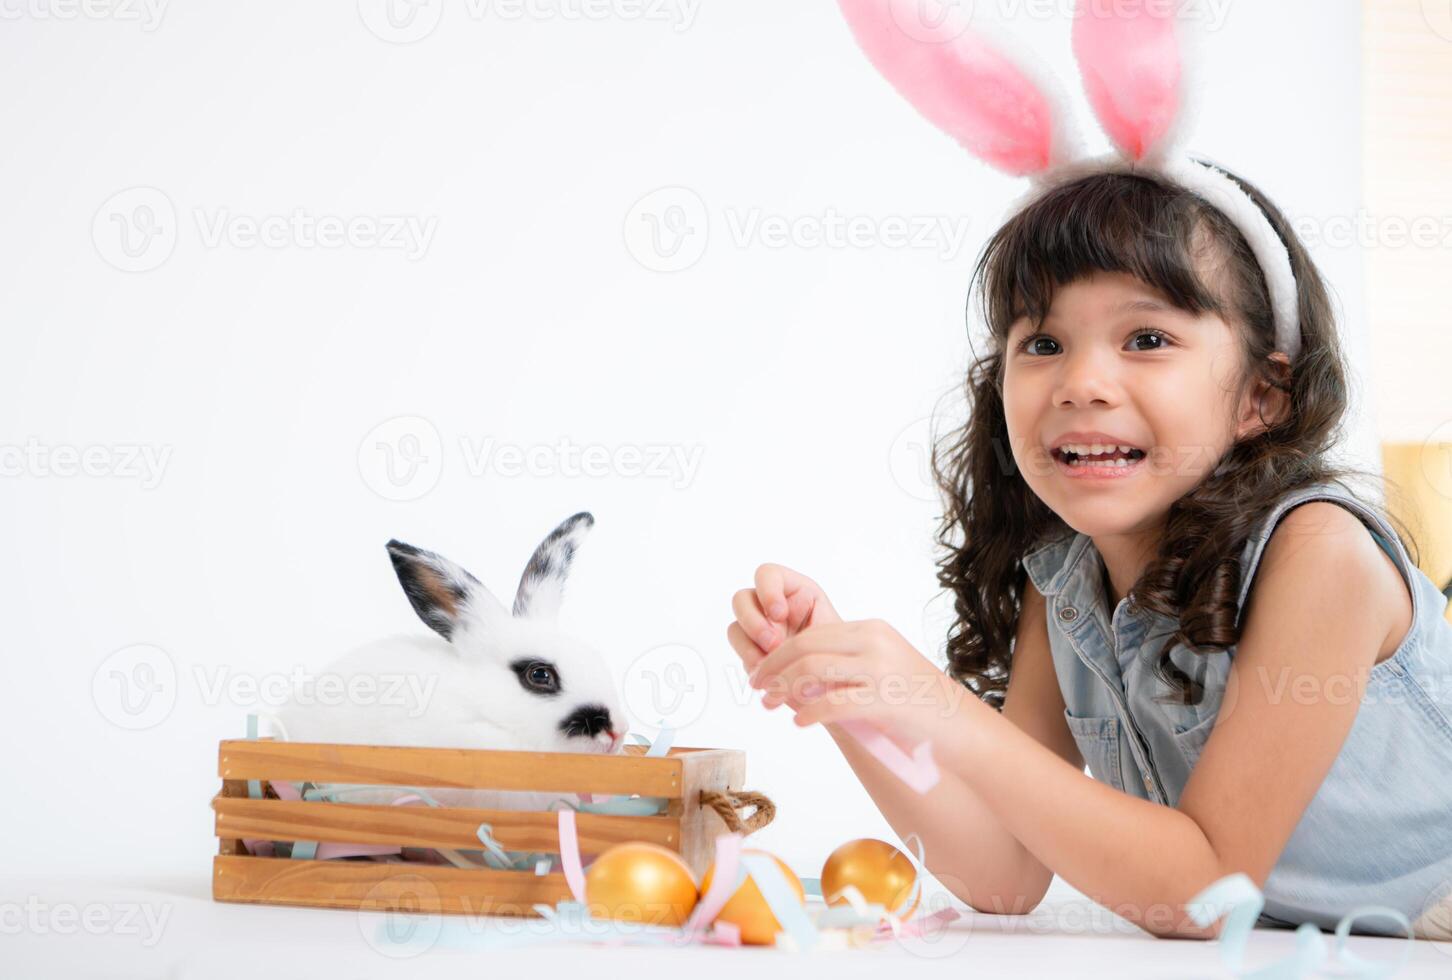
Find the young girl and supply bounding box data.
[728,2,1452,943]
[730,163,1452,941]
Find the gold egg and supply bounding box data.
[584,842,699,927]
[820,838,919,919]
[699,848,806,946]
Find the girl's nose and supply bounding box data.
[1055,354,1119,407]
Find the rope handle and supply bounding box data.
[698,789,775,835]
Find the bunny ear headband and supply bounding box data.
[836,0,1301,363]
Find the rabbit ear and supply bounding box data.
[386,540,506,642]
[836,0,1077,177]
[1071,0,1184,164]
[513,512,594,622]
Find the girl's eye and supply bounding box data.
[1015,332,1059,356]
[1013,329,1173,356]
[1130,330,1171,351]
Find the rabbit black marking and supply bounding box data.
[275,512,625,811]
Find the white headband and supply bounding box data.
[837,0,1301,362]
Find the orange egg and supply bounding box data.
[584,842,698,927]
[699,849,806,945]
[820,838,919,918]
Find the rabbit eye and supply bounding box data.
[510,658,561,696]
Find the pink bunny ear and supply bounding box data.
[1071,0,1183,162]
[836,0,1071,177]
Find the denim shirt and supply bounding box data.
[1021,478,1452,935]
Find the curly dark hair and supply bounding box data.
[930,163,1420,708]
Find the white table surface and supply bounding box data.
[4,873,1450,979]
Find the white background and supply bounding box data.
[1,0,1385,894]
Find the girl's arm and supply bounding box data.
[926,502,1407,938]
[822,579,1079,913]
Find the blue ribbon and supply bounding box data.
[1185,873,1414,979]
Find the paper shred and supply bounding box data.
[556,809,588,904]
[740,852,819,951]
[682,832,744,939]
[244,714,263,800]
[838,719,940,793]
[1186,873,1413,979]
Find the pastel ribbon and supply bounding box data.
[555,808,588,904]
[838,719,941,793]
[1185,873,1414,979]
[581,726,674,805]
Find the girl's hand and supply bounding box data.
[726,563,842,673]
[747,619,966,743]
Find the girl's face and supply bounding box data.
[1002,270,1277,539]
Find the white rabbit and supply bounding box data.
[273,512,627,814]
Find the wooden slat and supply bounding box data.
[676,748,747,879]
[212,854,571,917]
[217,740,734,797]
[212,794,679,853]
[217,779,250,856]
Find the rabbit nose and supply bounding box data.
[560,703,615,741]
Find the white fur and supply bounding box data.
[273,515,626,812]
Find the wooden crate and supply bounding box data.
[212,738,751,917]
